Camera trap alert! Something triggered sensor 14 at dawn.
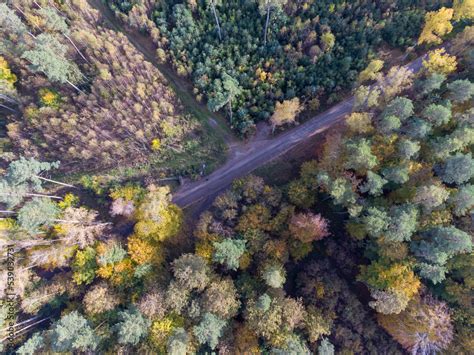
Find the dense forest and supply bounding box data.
[108,0,453,134]
[0,0,224,181]
[1,0,473,354]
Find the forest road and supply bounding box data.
[86,0,426,210]
[173,55,426,209]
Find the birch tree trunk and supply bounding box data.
[36,175,75,188]
[264,5,271,45]
[211,1,222,41]
[65,79,85,94]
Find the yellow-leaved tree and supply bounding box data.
[0,56,17,87]
[453,0,474,21]
[422,48,457,75]
[134,185,183,241]
[418,7,454,45]
[270,98,302,133]
[358,59,384,83]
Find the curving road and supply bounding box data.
[173,55,426,208]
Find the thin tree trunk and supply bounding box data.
[64,34,90,64]
[0,317,50,342]
[48,0,65,15]
[264,6,271,45]
[0,103,17,112]
[65,79,85,95]
[0,192,62,199]
[211,1,222,41]
[27,193,62,199]
[0,316,39,333]
[36,175,76,188]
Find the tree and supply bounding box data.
[17,198,59,234]
[4,157,62,191]
[245,295,305,344]
[193,312,227,350]
[385,204,418,242]
[422,49,457,75]
[270,98,301,132]
[421,103,452,126]
[50,311,99,352]
[369,289,410,315]
[114,308,151,345]
[382,165,410,184]
[262,262,286,288]
[57,207,107,248]
[287,180,316,208]
[271,334,310,354]
[289,213,330,243]
[447,79,474,103]
[397,139,420,160]
[418,7,454,45]
[449,184,474,216]
[359,260,420,301]
[321,31,336,52]
[208,73,242,124]
[72,247,97,285]
[212,238,246,270]
[417,262,447,284]
[417,73,446,96]
[362,207,389,238]
[404,118,432,139]
[411,226,472,266]
[167,328,189,355]
[329,178,357,206]
[137,289,167,320]
[358,59,384,83]
[304,307,332,343]
[171,254,210,291]
[345,112,373,134]
[436,153,474,185]
[378,295,453,354]
[344,138,378,173]
[82,282,119,315]
[127,234,162,265]
[258,0,287,45]
[22,33,83,92]
[377,66,414,101]
[318,338,335,355]
[359,171,387,196]
[0,4,27,36]
[453,0,474,21]
[414,184,450,211]
[0,56,17,99]
[134,186,182,241]
[202,278,240,319]
[165,281,191,314]
[354,85,380,109]
[17,332,45,355]
[383,97,414,121]
[377,115,401,134]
